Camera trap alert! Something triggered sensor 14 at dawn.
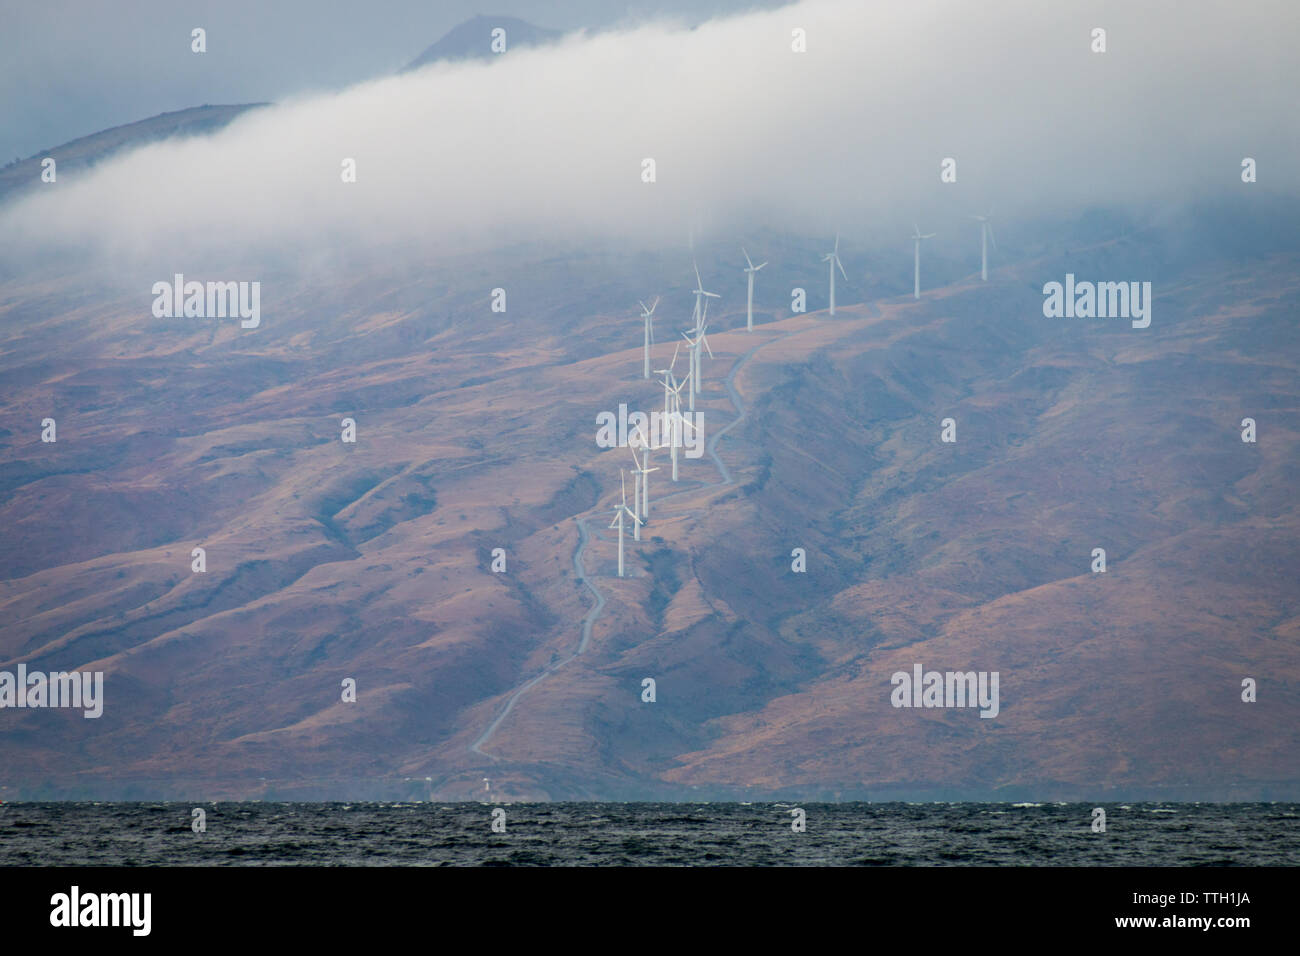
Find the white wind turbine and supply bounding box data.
[911,224,936,299]
[681,312,713,412]
[627,447,643,542]
[667,376,697,482]
[629,433,659,525]
[663,368,689,482]
[822,234,848,316]
[608,470,641,577]
[742,247,767,332]
[691,259,720,334]
[637,296,659,378]
[972,212,996,281]
[698,306,714,396]
[655,342,697,482]
[655,343,681,425]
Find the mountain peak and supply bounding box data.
[403,15,561,72]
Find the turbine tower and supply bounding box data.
[655,343,681,425]
[670,375,690,480]
[637,296,659,378]
[822,234,847,316]
[742,247,767,332]
[629,434,658,523]
[608,470,641,577]
[911,224,936,299]
[655,342,699,482]
[668,378,697,482]
[627,447,643,542]
[972,213,996,281]
[681,315,713,412]
[691,259,720,332]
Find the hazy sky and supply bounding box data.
[3,0,1297,279]
[0,0,782,162]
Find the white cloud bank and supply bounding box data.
[2,0,1297,276]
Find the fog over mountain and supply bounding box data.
[2,2,1298,805]
[3,0,1297,283]
[0,0,783,163]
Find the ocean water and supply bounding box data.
[1,802,1296,866]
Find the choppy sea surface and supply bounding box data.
[1,802,1296,866]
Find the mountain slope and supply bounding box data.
[0,104,266,207]
[0,217,1297,801]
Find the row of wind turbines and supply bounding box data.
[613,257,724,575]
[609,214,998,575]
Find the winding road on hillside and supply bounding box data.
[469,303,879,760]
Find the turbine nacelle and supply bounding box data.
[743,247,768,273]
[822,234,848,280]
[972,213,997,250]
[692,258,720,299]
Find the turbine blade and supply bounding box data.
[743,247,753,269]
[702,335,714,359]
[694,259,703,289]
[837,256,848,280]
[755,261,767,270]
[988,223,997,250]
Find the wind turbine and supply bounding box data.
[667,373,691,480]
[697,307,713,396]
[637,296,659,378]
[627,447,643,542]
[655,343,681,424]
[629,433,658,523]
[742,247,767,331]
[691,259,720,332]
[667,377,697,482]
[655,342,698,482]
[822,234,847,316]
[608,470,641,577]
[911,224,936,299]
[972,212,996,281]
[681,315,713,412]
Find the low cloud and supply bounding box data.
[3,0,1297,278]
